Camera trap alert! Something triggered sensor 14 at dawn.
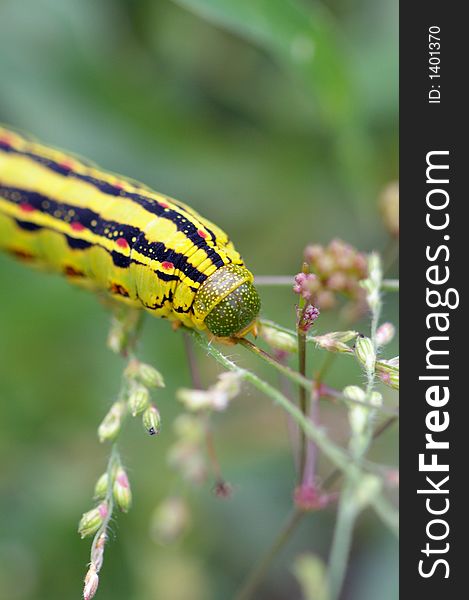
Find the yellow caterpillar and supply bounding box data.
[0,126,260,338]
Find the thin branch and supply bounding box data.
[239,338,398,416]
[191,330,399,538]
[322,416,398,489]
[254,275,399,293]
[232,381,398,600]
[327,253,388,599]
[297,323,309,480]
[254,275,294,286]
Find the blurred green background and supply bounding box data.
[0,1,398,599]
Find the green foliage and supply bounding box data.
[173,0,353,123]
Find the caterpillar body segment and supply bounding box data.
[0,126,260,337]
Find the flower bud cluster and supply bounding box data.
[297,304,320,334]
[79,464,132,541]
[80,454,132,599]
[302,239,368,312]
[124,359,164,434]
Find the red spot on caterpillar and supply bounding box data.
[116,238,129,249]
[162,261,174,270]
[114,182,124,190]
[109,282,129,297]
[0,136,13,148]
[197,229,207,239]
[64,265,85,278]
[9,248,35,261]
[19,202,35,212]
[71,222,85,232]
[59,160,73,170]
[159,202,169,209]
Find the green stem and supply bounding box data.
[191,331,398,538]
[90,444,120,560]
[233,509,305,600]
[297,329,308,480]
[238,338,308,387]
[254,275,293,286]
[323,416,398,490]
[328,485,356,600]
[239,338,397,416]
[254,276,399,293]
[327,254,387,599]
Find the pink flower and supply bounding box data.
[293,273,318,301]
[297,305,320,334]
[83,565,99,600]
[294,484,335,512]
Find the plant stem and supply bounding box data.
[322,415,398,489]
[254,275,399,293]
[297,328,308,481]
[239,338,397,416]
[191,330,398,537]
[90,444,120,559]
[233,509,304,600]
[238,338,307,387]
[254,275,294,286]
[327,253,387,599]
[232,355,396,600]
[327,484,356,600]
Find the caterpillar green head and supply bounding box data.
[193,265,261,338]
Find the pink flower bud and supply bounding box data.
[376,322,395,346]
[293,272,318,300]
[294,484,334,511]
[297,305,320,333]
[113,468,132,513]
[83,565,99,600]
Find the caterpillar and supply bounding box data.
[0,126,260,338]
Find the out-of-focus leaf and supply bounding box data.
[171,0,355,128]
[293,553,330,600]
[170,0,379,203]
